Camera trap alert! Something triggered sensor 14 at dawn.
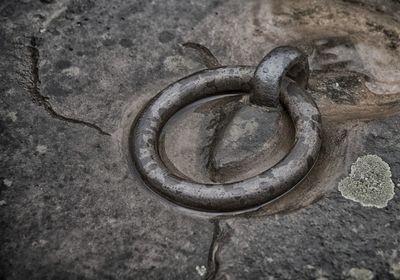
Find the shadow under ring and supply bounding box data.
[130,66,321,212]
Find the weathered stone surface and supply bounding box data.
[210,103,294,183]
[161,95,243,184]
[1,1,216,279]
[1,0,400,279]
[161,95,295,184]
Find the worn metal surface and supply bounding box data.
[131,47,321,212]
[252,46,309,107]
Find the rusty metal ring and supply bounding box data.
[129,46,321,212]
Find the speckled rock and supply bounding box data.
[1,0,400,279]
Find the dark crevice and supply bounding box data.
[182,42,221,68]
[26,36,111,136]
[205,220,232,280]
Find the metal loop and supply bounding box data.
[130,64,321,212]
[251,46,309,107]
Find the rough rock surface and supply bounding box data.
[1,0,400,279]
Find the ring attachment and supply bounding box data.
[129,47,321,212]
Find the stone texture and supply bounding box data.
[1,0,400,279]
[210,103,294,183]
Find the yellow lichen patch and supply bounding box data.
[338,155,395,208]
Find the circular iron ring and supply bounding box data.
[130,65,321,212]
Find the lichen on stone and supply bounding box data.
[195,265,207,276]
[346,267,374,280]
[391,261,400,279]
[338,154,395,208]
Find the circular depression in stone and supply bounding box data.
[129,66,321,212]
[159,94,296,184]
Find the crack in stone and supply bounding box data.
[179,46,232,278]
[182,42,221,68]
[26,36,110,136]
[205,220,232,280]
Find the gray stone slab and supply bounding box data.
[1,0,400,279]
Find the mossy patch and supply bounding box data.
[338,155,395,208]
